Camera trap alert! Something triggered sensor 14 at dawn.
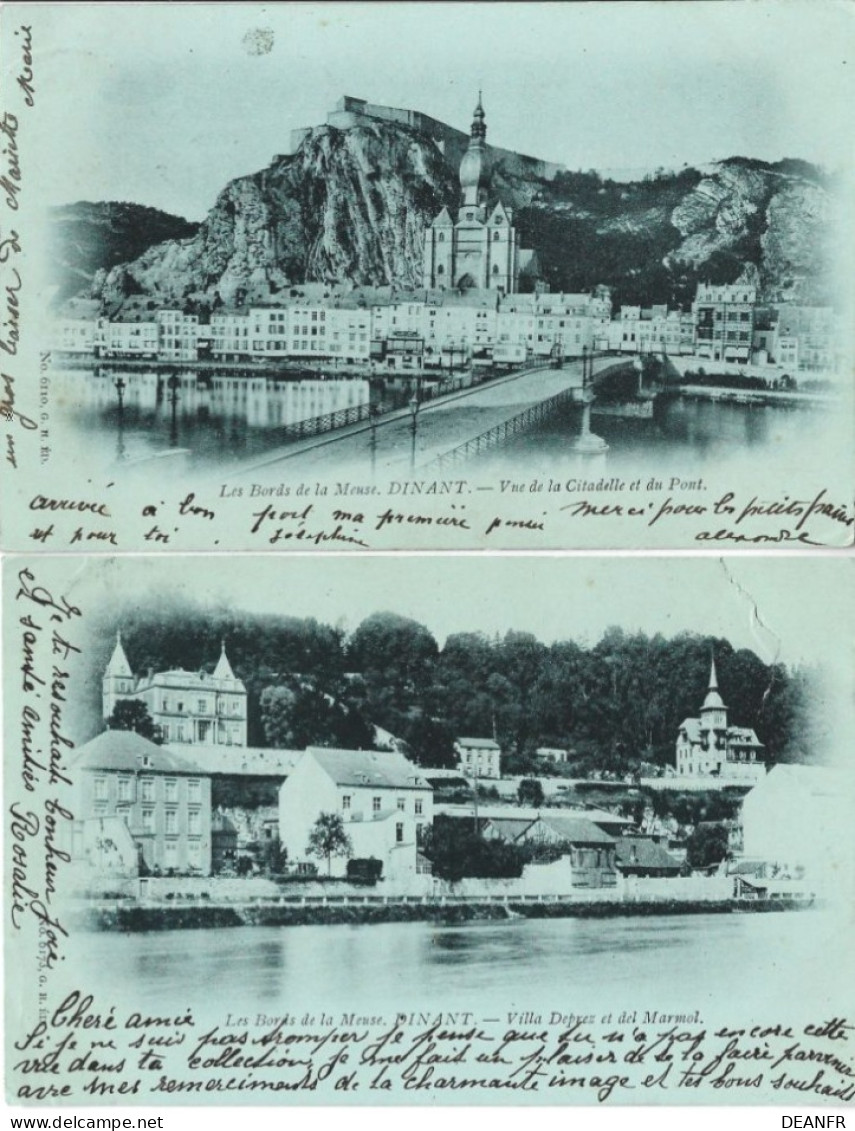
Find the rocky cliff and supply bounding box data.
[66,121,836,314]
[48,202,198,304]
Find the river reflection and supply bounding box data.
[485,394,842,484]
[63,909,843,1022]
[49,367,371,469]
[47,364,847,485]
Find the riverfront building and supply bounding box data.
[103,633,248,747]
[693,283,757,364]
[70,730,213,877]
[740,765,848,887]
[675,658,766,782]
[278,747,434,881]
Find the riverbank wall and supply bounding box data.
[68,895,812,933]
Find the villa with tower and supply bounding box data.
[102,633,248,747]
[422,95,538,294]
[675,658,766,782]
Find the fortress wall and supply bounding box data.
[290,98,565,181]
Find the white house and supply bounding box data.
[454,737,502,779]
[740,764,850,892]
[535,746,568,764]
[278,747,434,881]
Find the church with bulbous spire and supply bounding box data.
[422,95,533,293]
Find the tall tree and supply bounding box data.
[306,813,353,876]
[106,699,162,744]
[347,612,439,725]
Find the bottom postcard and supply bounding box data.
[4,554,854,1105]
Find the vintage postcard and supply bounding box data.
[4,553,854,1105]
[0,1,853,552]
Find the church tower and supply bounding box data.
[213,639,236,681]
[458,92,490,212]
[422,94,521,294]
[700,656,728,744]
[102,631,137,720]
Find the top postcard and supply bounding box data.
[1,0,853,553]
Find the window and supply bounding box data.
[396,823,404,844]
[415,799,423,817]
[164,840,177,861]
[342,795,351,810]
[165,778,178,802]
[94,776,108,800]
[187,779,201,802]
[373,796,381,813]
[142,808,155,833]
[141,778,154,801]
[165,809,178,834]
[397,798,406,812]
[117,776,131,801]
[188,809,201,835]
[198,699,208,713]
[437,232,445,243]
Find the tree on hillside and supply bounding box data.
[420,818,528,883]
[259,684,375,750]
[399,715,457,768]
[518,779,545,808]
[686,823,730,871]
[106,699,162,744]
[347,612,439,723]
[306,813,353,876]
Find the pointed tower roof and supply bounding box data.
[105,630,133,678]
[471,91,486,138]
[431,206,454,228]
[213,640,236,681]
[460,92,489,208]
[701,654,726,711]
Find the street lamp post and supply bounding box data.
[368,402,379,476]
[114,376,127,459]
[409,390,420,472]
[167,373,180,447]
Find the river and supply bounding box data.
[61,907,845,1023]
[46,364,843,482]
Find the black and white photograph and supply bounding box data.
[5,554,854,1105]
[1,2,853,549]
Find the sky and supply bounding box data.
[23,1,855,220]
[72,553,851,670]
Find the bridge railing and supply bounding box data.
[420,382,586,472]
[275,399,373,441]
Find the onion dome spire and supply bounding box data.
[470,91,486,140]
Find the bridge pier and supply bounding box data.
[573,395,609,455]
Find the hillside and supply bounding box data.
[49,201,198,304]
[57,120,836,314]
